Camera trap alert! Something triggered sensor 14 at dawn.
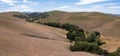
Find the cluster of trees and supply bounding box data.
[40,22,106,54]
[14,12,49,22]
[26,12,49,20]
[43,22,61,28]
[13,14,34,22]
[13,13,27,18]
[42,22,81,32]
[39,22,120,56]
[70,41,109,55]
[42,23,104,45]
[86,31,105,46]
[66,29,85,42]
[25,17,34,22]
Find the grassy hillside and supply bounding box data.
[0,12,97,56]
[37,11,120,37]
[31,11,120,52]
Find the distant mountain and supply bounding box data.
[23,12,35,14]
[112,14,120,16]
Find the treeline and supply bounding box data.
[13,13,27,18]
[26,12,49,20]
[38,22,120,56]
[40,22,104,44]
[13,13,34,22]
[13,12,49,22]
[38,22,111,55]
[70,41,108,55]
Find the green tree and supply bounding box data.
[70,41,109,56]
[66,30,85,42]
[86,31,104,46]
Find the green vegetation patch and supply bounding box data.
[36,22,120,56]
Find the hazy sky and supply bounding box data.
[0,0,120,14]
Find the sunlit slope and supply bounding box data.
[38,11,120,37]
[0,12,97,56]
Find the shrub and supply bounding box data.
[40,22,108,56]
[110,47,120,56]
[87,31,100,42]
[61,23,80,31]
[66,31,75,42]
[66,30,85,42]
[94,31,101,37]
[70,41,109,56]
[70,41,89,51]
[86,31,104,46]
[43,22,61,28]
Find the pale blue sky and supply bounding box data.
[0,0,120,14]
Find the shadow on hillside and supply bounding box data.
[21,33,55,40]
[21,34,68,42]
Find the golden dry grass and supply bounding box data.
[0,12,97,56]
[38,11,120,52]
[101,36,120,52]
[39,11,120,37]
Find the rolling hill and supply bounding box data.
[31,10,120,52]
[0,12,97,56]
[38,11,120,38]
